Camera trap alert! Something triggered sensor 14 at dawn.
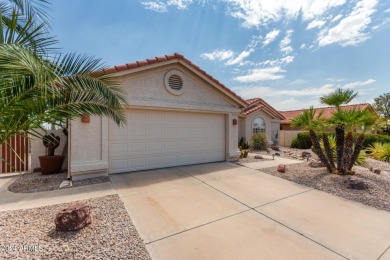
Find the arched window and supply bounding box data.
[252,117,266,134]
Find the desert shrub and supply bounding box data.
[239,137,250,150]
[239,149,249,159]
[290,132,312,149]
[251,133,267,150]
[290,137,300,148]
[361,134,390,148]
[367,142,390,162]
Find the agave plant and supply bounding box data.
[367,142,390,162]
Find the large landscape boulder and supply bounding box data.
[55,203,92,231]
[277,164,286,173]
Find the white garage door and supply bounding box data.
[109,110,225,173]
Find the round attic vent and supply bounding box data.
[168,74,183,90]
[164,70,186,95]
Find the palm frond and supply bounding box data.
[320,88,358,107]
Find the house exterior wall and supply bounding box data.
[243,110,276,146]
[69,63,242,179]
[120,64,240,114]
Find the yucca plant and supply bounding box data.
[250,132,267,151]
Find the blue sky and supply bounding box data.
[51,0,390,110]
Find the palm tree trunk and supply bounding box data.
[343,132,354,174]
[322,133,335,170]
[348,134,364,171]
[335,126,345,174]
[309,130,332,173]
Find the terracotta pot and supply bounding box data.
[38,155,65,175]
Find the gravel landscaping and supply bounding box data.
[0,195,150,259]
[8,172,110,193]
[259,162,390,212]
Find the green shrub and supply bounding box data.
[361,134,390,148]
[239,137,250,150]
[251,133,267,150]
[239,149,249,159]
[290,137,300,148]
[290,132,312,149]
[367,142,390,162]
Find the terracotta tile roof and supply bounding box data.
[243,98,285,120]
[102,52,248,107]
[279,103,376,124]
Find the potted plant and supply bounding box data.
[38,133,64,175]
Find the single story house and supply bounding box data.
[239,98,285,146]
[68,53,282,180]
[279,103,377,131]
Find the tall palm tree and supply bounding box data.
[0,2,127,168]
[291,107,333,173]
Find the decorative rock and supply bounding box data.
[274,152,281,156]
[277,164,286,173]
[254,155,263,159]
[308,160,325,168]
[345,178,368,190]
[374,168,381,175]
[55,203,92,231]
[301,152,311,158]
[33,167,41,172]
[369,166,374,172]
[271,145,280,151]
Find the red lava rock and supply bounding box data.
[374,168,381,174]
[55,203,92,231]
[277,164,286,173]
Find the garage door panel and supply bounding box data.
[109,110,225,173]
[129,126,146,138]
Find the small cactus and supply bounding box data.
[43,133,61,156]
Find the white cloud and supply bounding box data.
[141,0,201,12]
[331,14,343,23]
[299,44,306,49]
[234,67,286,82]
[385,8,390,13]
[280,30,293,54]
[341,79,376,88]
[224,0,346,28]
[306,20,326,30]
[289,78,308,85]
[201,49,234,61]
[262,29,280,47]
[327,78,345,82]
[278,84,335,96]
[225,50,251,65]
[318,0,378,47]
[141,1,168,12]
[261,56,295,67]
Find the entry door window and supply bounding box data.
[252,117,266,134]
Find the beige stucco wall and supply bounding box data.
[69,63,242,178]
[30,129,67,171]
[120,64,240,114]
[69,116,109,178]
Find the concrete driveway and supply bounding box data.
[110,162,390,260]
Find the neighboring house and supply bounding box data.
[279,103,378,131]
[67,53,283,180]
[239,98,285,145]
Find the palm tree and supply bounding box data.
[0,2,127,168]
[291,107,333,173]
[320,89,358,174]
